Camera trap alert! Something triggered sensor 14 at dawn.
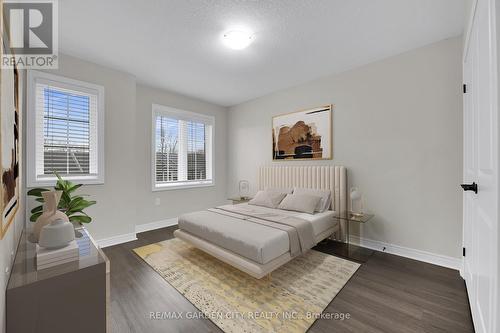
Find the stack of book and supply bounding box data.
[36,240,80,270]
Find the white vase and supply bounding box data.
[39,219,75,249]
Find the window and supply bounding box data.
[152,104,214,190]
[27,71,105,187]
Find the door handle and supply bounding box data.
[461,182,478,194]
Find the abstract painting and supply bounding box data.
[1,23,21,239]
[272,105,332,160]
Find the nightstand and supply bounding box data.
[227,197,252,205]
[314,212,375,263]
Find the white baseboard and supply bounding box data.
[135,218,178,234]
[97,232,137,248]
[349,235,462,270]
[95,219,178,248]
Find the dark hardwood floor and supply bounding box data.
[104,226,474,333]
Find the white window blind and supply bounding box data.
[155,117,179,182]
[27,71,105,186]
[153,105,214,190]
[37,84,97,176]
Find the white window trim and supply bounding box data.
[151,104,215,191]
[27,70,105,188]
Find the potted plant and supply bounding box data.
[27,173,96,227]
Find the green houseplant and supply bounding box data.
[28,173,96,224]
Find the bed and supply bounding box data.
[174,165,347,279]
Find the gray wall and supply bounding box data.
[38,54,138,240]
[135,85,227,226]
[30,54,228,240]
[227,37,463,258]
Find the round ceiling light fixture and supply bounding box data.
[222,29,254,50]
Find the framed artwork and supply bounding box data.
[272,105,332,160]
[1,11,21,239]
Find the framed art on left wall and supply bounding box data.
[0,15,21,239]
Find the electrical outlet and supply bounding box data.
[155,198,161,206]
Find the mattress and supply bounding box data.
[177,204,336,265]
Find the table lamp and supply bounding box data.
[239,180,250,199]
[350,187,364,217]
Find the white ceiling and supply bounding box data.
[59,0,465,107]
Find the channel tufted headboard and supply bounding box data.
[258,165,348,240]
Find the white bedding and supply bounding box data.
[177,204,336,265]
[235,203,336,237]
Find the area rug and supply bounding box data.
[133,238,360,333]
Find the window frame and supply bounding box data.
[151,104,215,191]
[27,70,105,187]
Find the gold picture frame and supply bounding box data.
[272,105,333,161]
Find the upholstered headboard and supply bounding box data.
[258,165,348,240]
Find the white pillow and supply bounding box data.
[278,194,322,214]
[248,190,287,209]
[293,188,331,212]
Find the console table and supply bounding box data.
[6,227,109,333]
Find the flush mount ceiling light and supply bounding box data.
[221,29,254,50]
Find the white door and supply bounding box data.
[462,1,499,332]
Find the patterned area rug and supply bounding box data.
[133,238,359,333]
